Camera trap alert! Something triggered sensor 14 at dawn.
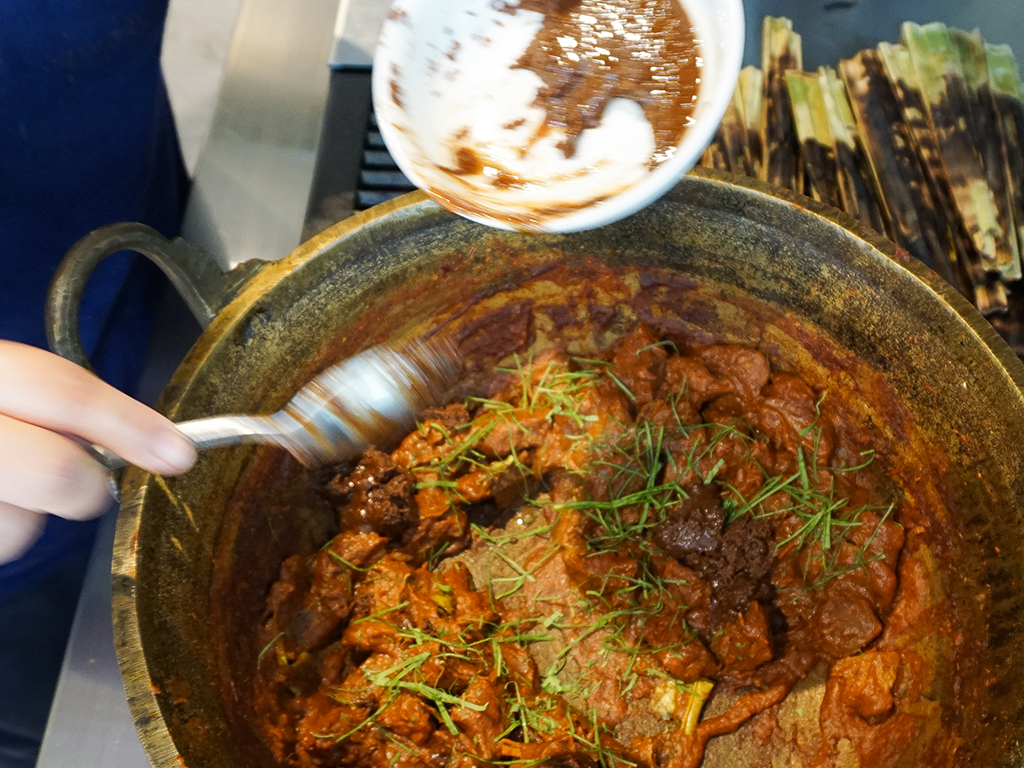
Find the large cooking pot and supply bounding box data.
[47,170,1024,768]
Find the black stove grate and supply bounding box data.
[356,112,417,211]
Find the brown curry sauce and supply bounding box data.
[251,315,963,768]
[513,0,701,166]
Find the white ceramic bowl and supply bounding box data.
[372,0,745,233]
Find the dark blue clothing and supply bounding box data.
[0,0,185,762]
[0,0,188,597]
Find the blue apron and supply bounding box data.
[0,0,188,597]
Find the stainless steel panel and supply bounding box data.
[181,0,340,269]
[329,0,393,68]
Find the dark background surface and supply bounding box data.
[740,0,1023,70]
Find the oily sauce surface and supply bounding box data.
[251,319,963,768]
[514,0,701,165]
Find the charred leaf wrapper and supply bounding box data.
[699,17,1024,357]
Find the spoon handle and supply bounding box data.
[88,337,461,473]
[88,415,287,471]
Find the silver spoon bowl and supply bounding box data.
[92,337,462,471]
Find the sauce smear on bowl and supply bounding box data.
[515,0,702,166]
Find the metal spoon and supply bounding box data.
[92,337,462,471]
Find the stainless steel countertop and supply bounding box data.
[35,510,151,768]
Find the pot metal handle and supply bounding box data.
[45,222,265,370]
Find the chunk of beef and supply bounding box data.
[745,373,834,467]
[814,590,883,658]
[660,355,726,408]
[546,755,600,768]
[654,483,774,630]
[324,447,417,539]
[698,346,771,405]
[710,601,774,674]
[266,532,386,654]
[655,639,720,680]
[823,650,901,719]
[611,324,667,411]
[420,402,471,433]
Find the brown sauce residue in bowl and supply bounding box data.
[514,0,701,165]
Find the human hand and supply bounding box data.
[0,341,197,564]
